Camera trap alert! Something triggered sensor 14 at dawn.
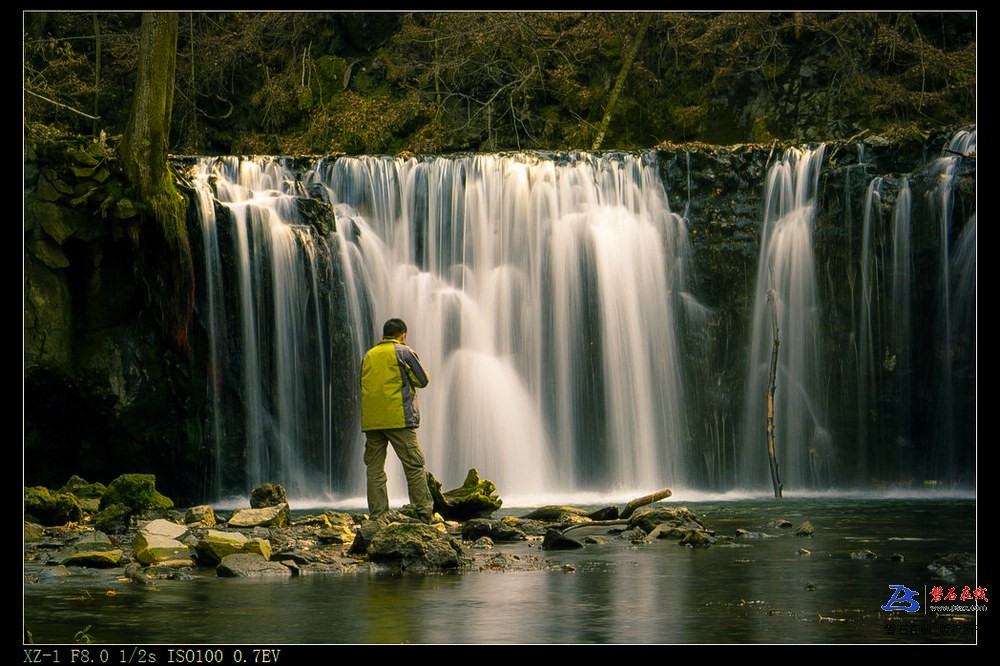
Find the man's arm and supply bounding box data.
[400,347,430,389]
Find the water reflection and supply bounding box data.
[24,497,978,645]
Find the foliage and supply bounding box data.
[24,11,975,153]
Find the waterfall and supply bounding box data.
[191,151,691,503]
[185,133,974,502]
[926,130,977,484]
[888,177,914,481]
[857,175,884,484]
[740,145,829,490]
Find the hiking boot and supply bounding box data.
[422,512,444,525]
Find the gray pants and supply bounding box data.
[363,428,434,520]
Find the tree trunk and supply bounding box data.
[591,13,651,151]
[120,12,193,354]
[766,289,783,499]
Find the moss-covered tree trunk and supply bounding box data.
[120,12,193,353]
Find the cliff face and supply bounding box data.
[24,131,976,504]
[24,137,206,501]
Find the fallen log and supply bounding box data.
[558,487,673,535]
[619,488,673,520]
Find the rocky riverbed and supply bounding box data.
[23,472,735,587]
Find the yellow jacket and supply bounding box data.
[360,338,430,431]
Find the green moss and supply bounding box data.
[99,473,174,513]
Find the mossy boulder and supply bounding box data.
[520,506,592,523]
[98,473,174,513]
[427,468,502,521]
[58,475,107,500]
[93,503,134,534]
[367,522,469,572]
[24,485,84,527]
[250,482,287,508]
[627,506,706,535]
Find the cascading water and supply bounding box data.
[191,152,691,503]
[847,129,975,487]
[926,130,977,483]
[740,145,829,491]
[185,132,974,503]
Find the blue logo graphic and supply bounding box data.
[882,585,921,612]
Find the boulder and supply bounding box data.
[24,486,83,527]
[24,521,46,543]
[62,550,124,568]
[348,514,394,555]
[367,522,469,572]
[461,518,528,543]
[541,528,584,551]
[132,519,193,564]
[93,503,132,534]
[195,529,249,565]
[317,525,356,545]
[184,505,216,527]
[99,474,174,514]
[57,530,123,568]
[58,475,107,500]
[216,553,292,578]
[227,503,290,528]
[519,506,591,523]
[627,506,706,535]
[250,483,287,509]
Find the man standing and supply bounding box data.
[360,318,436,523]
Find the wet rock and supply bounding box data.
[194,529,271,565]
[736,528,774,540]
[520,506,591,523]
[461,517,528,542]
[217,553,292,578]
[62,550,123,568]
[587,506,620,521]
[628,506,706,534]
[367,522,468,571]
[250,483,287,509]
[850,549,878,560]
[794,521,814,537]
[24,521,46,543]
[679,530,718,547]
[184,505,216,527]
[317,524,356,545]
[542,528,583,551]
[99,474,174,514]
[227,503,290,528]
[132,519,192,564]
[24,486,83,527]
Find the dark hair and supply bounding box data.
[382,318,407,339]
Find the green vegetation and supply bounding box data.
[24,12,976,155]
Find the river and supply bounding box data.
[23,493,981,647]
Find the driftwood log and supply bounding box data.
[559,487,672,535]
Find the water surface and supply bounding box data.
[23,496,980,645]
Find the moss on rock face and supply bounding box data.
[24,486,84,527]
[99,473,174,513]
